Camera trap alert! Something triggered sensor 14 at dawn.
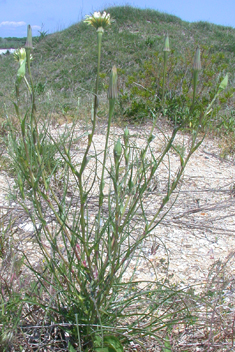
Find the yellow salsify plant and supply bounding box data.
[6,11,231,352]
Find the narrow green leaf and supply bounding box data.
[68,342,77,352]
[21,113,27,136]
[163,335,172,352]
[104,335,124,352]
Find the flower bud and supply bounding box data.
[123,127,129,145]
[107,65,118,99]
[192,47,201,104]
[114,138,122,161]
[25,25,33,49]
[193,47,201,71]
[163,34,170,52]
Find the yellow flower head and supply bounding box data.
[84,11,111,30]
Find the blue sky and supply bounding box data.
[0,0,235,38]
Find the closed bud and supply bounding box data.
[107,65,118,99]
[193,47,201,71]
[114,138,122,161]
[25,25,33,49]
[163,34,170,52]
[124,127,129,145]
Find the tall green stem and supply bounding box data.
[94,27,103,120]
[78,27,104,278]
[26,48,36,122]
[192,70,198,106]
[99,98,115,208]
[79,27,103,177]
[95,98,115,266]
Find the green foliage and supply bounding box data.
[34,81,46,94]
[0,218,24,351]
[94,335,123,352]
[0,295,22,351]
[216,109,235,133]
[119,46,233,129]
[7,122,65,190]
[33,24,49,44]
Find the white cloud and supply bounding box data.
[0,21,26,27]
[31,25,41,30]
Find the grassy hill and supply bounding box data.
[0,6,235,127]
